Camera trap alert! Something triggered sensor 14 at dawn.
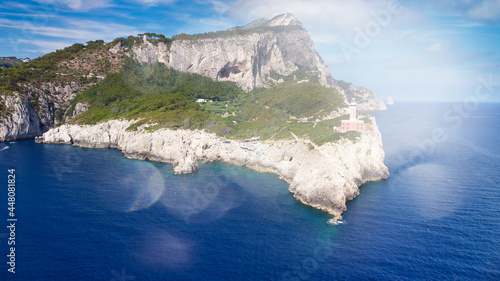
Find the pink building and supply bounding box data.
[335,98,365,132]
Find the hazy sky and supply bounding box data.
[0,0,499,102]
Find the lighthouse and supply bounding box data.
[336,98,366,132]
[349,98,357,120]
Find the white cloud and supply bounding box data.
[32,0,113,11]
[198,0,499,101]
[212,0,390,33]
[208,0,421,59]
[127,0,177,6]
[16,39,74,53]
[451,22,483,28]
[0,18,138,41]
[0,1,33,11]
[415,0,500,24]
[0,11,57,18]
[209,0,232,15]
[466,0,500,22]
[0,17,139,56]
[426,41,451,53]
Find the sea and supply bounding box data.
[0,102,499,280]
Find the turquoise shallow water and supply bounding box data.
[0,102,499,280]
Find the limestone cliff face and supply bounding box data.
[130,13,333,91]
[37,119,389,218]
[333,79,386,111]
[129,40,169,65]
[0,81,88,141]
[129,13,381,109]
[0,95,41,141]
[0,40,123,142]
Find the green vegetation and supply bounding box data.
[196,80,358,145]
[267,69,320,85]
[67,58,243,133]
[173,25,303,41]
[26,43,85,70]
[66,58,356,145]
[142,33,173,47]
[0,41,110,94]
[0,57,27,69]
[254,81,345,119]
[85,40,105,50]
[0,31,363,146]
[110,35,141,49]
[0,101,7,118]
[119,58,242,100]
[110,33,173,49]
[222,111,359,146]
[0,32,175,98]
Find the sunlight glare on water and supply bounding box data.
[115,160,165,211]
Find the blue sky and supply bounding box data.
[0,0,499,102]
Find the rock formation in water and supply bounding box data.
[386,96,394,105]
[37,118,389,218]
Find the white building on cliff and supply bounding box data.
[335,98,365,132]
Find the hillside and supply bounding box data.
[28,13,390,218]
[0,13,384,142]
[63,58,355,146]
[205,81,355,144]
[0,57,30,69]
[67,58,241,133]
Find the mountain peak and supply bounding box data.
[234,13,302,30]
[267,13,302,27]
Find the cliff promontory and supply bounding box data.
[37,118,389,218]
[2,13,390,218]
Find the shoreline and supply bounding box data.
[36,119,389,218]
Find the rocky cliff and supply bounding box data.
[1,13,385,142]
[0,95,42,141]
[333,79,386,111]
[0,81,88,141]
[129,13,333,91]
[127,13,382,109]
[37,118,389,218]
[386,96,394,105]
[0,41,124,142]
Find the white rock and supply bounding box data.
[37,119,389,218]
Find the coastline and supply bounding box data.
[36,118,389,219]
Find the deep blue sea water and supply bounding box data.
[0,102,499,280]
